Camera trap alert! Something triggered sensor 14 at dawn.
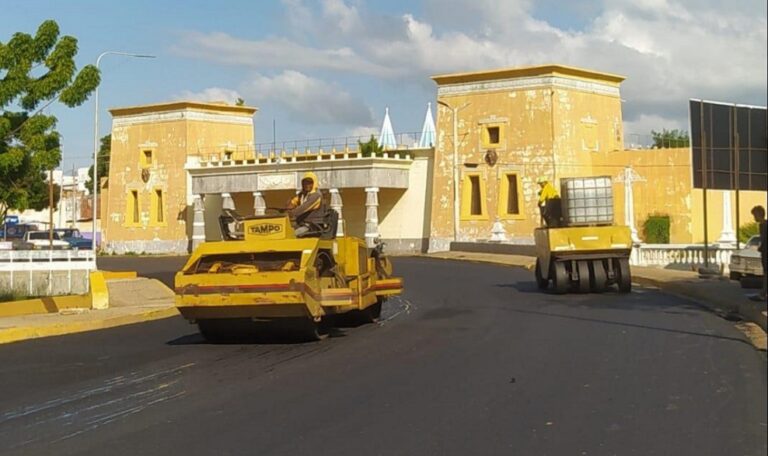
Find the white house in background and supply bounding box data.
[8,167,94,232]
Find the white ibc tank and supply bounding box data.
[560,176,614,226]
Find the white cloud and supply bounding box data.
[322,0,361,33]
[174,87,242,104]
[240,71,374,126]
[172,0,767,135]
[172,31,398,77]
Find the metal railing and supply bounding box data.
[194,131,425,157]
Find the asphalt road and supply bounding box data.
[1,257,766,456]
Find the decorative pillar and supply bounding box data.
[364,187,380,248]
[253,191,266,215]
[192,194,206,250]
[617,167,644,244]
[221,192,235,210]
[717,190,737,246]
[329,188,344,236]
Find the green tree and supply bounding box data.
[85,133,110,194]
[25,170,61,211]
[651,129,690,148]
[358,135,383,157]
[0,20,100,220]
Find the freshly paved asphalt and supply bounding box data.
[0,257,766,456]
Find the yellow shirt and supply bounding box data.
[538,182,559,205]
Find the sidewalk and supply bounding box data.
[426,250,767,349]
[0,277,178,345]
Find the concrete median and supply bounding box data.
[0,271,178,345]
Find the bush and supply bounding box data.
[0,289,35,303]
[358,135,383,157]
[643,215,671,244]
[738,222,759,243]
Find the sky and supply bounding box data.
[2,0,766,171]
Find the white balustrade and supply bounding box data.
[630,244,734,273]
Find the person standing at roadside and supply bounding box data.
[750,205,767,301]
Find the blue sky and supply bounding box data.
[3,0,766,171]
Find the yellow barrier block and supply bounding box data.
[90,271,109,310]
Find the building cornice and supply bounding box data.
[112,110,255,128]
[437,75,621,98]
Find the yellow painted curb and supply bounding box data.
[0,295,91,318]
[89,271,109,310]
[0,307,179,345]
[102,271,138,280]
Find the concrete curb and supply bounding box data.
[0,306,179,345]
[0,295,91,318]
[631,275,767,332]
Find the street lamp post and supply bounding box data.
[92,52,155,260]
[436,99,470,242]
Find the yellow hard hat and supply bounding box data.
[536,176,548,184]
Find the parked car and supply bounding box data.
[729,235,763,281]
[54,228,93,250]
[19,230,71,250]
[1,223,40,249]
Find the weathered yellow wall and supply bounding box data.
[596,148,766,244]
[104,102,255,253]
[429,66,624,248]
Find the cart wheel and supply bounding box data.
[576,261,590,293]
[589,260,608,293]
[552,261,569,294]
[535,259,549,290]
[615,258,632,293]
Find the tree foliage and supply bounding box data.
[0,20,99,219]
[358,135,383,157]
[85,134,110,194]
[651,129,690,149]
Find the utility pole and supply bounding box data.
[49,168,54,249]
[436,99,471,242]
[72,164,77,228]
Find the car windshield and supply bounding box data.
[746,236,760,248]
[56,229,81,238]
[29,232,61,240]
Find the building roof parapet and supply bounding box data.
[109,100,257,117]
[431,64,625,86]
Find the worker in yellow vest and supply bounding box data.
[537,176,562,227]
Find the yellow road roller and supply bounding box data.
[534,176,633,294]
[174,208,403,341]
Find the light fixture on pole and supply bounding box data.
[92,51,155,260]
[436,99,470,242]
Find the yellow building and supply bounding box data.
[429,64,765,250]
[103,101,257,254]
[429,65,625,250]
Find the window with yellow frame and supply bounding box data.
[497,172,525,220]
[461,172,488,221]
[140,149,154,168]
[150,188,166,226]
[481,123,505,149]
[125,190,141,227]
